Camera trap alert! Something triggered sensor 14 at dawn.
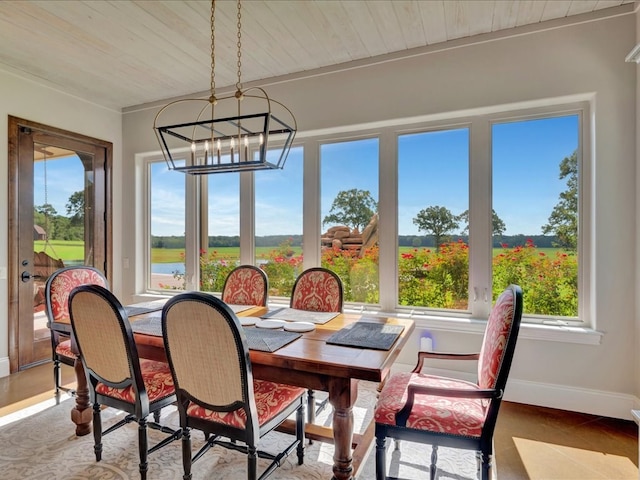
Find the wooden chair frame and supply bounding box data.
[375,284,523,480]
[44,265,108,394]
[290,267,344,423]
[69,284,180,480]
[162,292,306,480]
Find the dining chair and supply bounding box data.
[374,284,523,480]
[68,284,180,480]
[222,264,269,306]
[162,292,306,480]
[290,267,343,423]
[44,265,109,395]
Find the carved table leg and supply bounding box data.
[329,378,357,480]
[70,357,92,436]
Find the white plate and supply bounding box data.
[240,317,259,327]
[255,319,286,329]
[283,321,316,333]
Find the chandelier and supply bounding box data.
[153,0,296,175]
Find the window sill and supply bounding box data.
[357,310,603,346]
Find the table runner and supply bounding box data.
[130,316,301,353]
[261,307,339,325]
[326,319,404,350]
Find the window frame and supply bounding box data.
[139,99,592,330]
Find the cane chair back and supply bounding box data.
[69,284,179,480]
[162,292,306,480]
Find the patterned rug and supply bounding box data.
[0,381,478,479]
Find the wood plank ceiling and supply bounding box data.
[0,0,635,110]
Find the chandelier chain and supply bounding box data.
[236,0,242,92]
[210,0,216,99]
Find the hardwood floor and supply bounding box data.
[0,363,637,479]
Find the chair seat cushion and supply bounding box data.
[55,339,77,359]
[96,359,175,404]
[374,372,487,438]
[186,380,305,429]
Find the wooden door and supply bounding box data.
[8,116,112,371]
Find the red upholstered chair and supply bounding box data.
[290,267,343,313]
[162,292,306,480]
[222,264,269,306]
[69,284,179,480]
[44,265,108,394]
[374,284,523,480]
[290,267,343,422]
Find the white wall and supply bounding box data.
[0,69,123,377]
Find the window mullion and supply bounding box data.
[379,129,397,311]
[469,118,492,318]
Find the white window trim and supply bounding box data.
[138,94,594,332]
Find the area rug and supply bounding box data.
[0,381,478,480]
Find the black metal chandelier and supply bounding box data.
[153,0,296,175]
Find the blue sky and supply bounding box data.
[38,114,578,238]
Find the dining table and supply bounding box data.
[67,301,415,480]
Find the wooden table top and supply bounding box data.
[132,305,415,384]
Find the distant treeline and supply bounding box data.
[151,234,559,249]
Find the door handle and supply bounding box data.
[21,271,32,283]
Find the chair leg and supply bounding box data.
[153,409,161,423]
[53,358,61,393]
[480,449,493,480]
[138,417,149,480]
[430,445,438,480]
[248,445,257,480]
[296,401,305,465]
[92,402,103,462]
[182,427,192,480]
[375,434,387,480]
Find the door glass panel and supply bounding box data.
[33,144,93,342]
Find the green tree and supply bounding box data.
[66,190,85,226]
[457,209,506,237]
[413,205,459,252]
[322,188,377,231]
[542,150,577,251]
[35,203,58,239]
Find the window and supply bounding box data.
[142,101,588,326]
[320,138,379,304]
[492,115,579,319]
[397,128,469,311]
[255,146,304,300]
[201,172,240,293]
[148,160,185,291]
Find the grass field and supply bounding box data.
[34,240,85,261]
[34,240,565,264]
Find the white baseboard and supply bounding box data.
[0,357,10,378]
[392,362,638,421]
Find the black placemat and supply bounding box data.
[242,328,302,352]
[130,314,162,335]
[130,316,301,353]
[125,300,167,317]
[326,320,404,350]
